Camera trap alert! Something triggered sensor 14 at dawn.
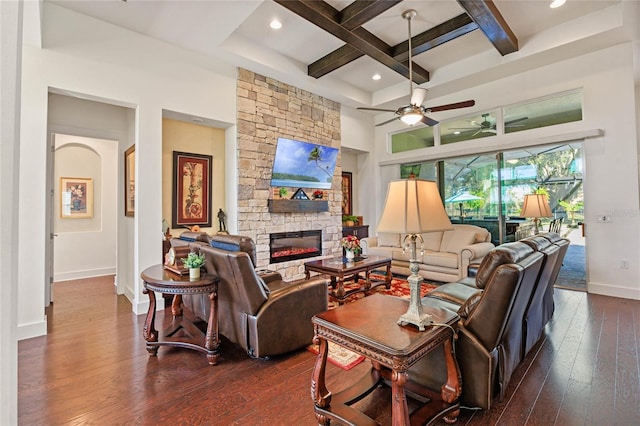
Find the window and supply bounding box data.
[440,111,498,145]
[504,90,583,134]
[390,126,434,153]
[388,90,583,152]
[401,142,583,244]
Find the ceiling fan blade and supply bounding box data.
[410,87,427,107]
[420,115,438,126]
[375,117,400,127]
[505,116,528,125]
[428,100,476,112]
[357,107,396,112]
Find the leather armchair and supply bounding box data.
[409,242,544,410]
[182,244,328,358]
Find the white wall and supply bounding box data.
[370,43,640,300]
[53,134,118,282]
[341,106,375,226]
[19,2,237,339]
[0,1,22,423]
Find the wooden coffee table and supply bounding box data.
[311,294,461,425]
[304,255,391,304]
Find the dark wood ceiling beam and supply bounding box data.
[457,0,518,55]
[391,13,478,61]
[309,13,475,81]
[339,0,403,31]
[274,0,429,83]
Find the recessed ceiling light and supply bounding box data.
[270,19,282,30]
[550,0,566,8]
[372,73,381,81]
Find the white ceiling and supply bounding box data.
[46,0,633,112]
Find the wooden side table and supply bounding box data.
[141,264,220,365]
[311,294,461,425]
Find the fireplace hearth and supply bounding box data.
[270,230,322,264]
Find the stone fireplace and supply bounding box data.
[269,230,322,264]
[235,68,342,279]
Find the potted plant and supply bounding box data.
[183,251,206,280]
[342,215,359,227]
[278,187,289,199]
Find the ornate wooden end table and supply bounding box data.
[304,255,392,304]
[141,264,220,365]
[311,294,461,425]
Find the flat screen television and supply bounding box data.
[270,137,339,190]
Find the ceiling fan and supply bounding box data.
[357,9,475,127]
[452,114,529,136]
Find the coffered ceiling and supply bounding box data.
[45,1,632,113]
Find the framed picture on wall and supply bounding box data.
[124,144,135,217]
[172,151,212,228]
[342,171,352,216]
[60,177,94,219]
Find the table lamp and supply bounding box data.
[377,179,453,331]
[520,193,552,234]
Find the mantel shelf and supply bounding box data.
[268,199,328,213]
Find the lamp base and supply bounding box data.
[397,272,432,331]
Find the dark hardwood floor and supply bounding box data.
[19,276,640,425]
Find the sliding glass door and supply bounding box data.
[400,142,583,245]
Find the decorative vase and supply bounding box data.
[189,267,201,280]
[345,249,355,260]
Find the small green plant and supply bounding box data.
[183,252,205,269]
[342,215,359,225]
[278,187,288,198]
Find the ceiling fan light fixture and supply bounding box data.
[400,111,423,126]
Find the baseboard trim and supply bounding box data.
[588,281,640,300]
[54,267,116,282]
[18,319,48,340]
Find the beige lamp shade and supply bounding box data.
[520,194,552,218]
[377,179,453,234]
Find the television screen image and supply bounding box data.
[270,137,339,190]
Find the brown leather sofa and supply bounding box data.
[181,235,328,359]
[407,232,569,410]
[410,242,545,410]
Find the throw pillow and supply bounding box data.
[421,231,444,252]
[440,230,477,254]
[378,233,400,247]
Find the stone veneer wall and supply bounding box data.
[236,68,342,279]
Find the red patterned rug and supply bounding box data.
[308,273,440,370]
[327,273,439,310]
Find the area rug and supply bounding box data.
[308,273,440,370]
[307,341,365,370]
[326,273,439,310]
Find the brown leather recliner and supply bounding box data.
[519,234,563,354]
[182,243,328,358]
[409,242,544,410]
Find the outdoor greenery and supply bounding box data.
[399,143,584,223]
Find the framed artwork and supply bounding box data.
[124,144,135,217]
[60,177,93,219]
[172,151,212,228]
[342,172,352,216]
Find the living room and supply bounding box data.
[2,1,640,423]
